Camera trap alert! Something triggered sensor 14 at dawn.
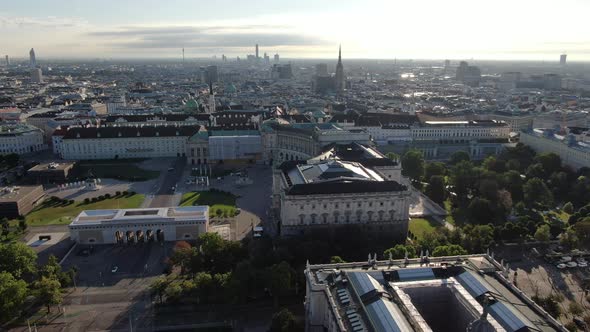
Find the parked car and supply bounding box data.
[566,261,578,268]
[556,263,566,269]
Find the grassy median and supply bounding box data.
[25,194,145,226]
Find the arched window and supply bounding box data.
[389,210,396,221]
[299,214,305,225]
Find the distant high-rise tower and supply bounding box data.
[208,82,216,114]
[4,55,8,66]
[31,67,43,83]
[274,53,279,63]
[182,48,185,64]
[255,44,259,59]
[560,54,567,66]
[315,63,328,76]
[335,45,345,93]
[29,48,36,67]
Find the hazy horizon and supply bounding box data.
[2,0,590,61]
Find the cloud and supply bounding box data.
[87,24,324,49]
[0,15,87,28]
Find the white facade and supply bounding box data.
[279,190,410,232]
[274,154,411,240]
[315,128,371,146]
[69,206,209,245]
[0,124,45,155]
[208,135,262,161]
[520,131,590,170]
[60,135,189,159]
[411,121,510,141]
[533,111,588,130]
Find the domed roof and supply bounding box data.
[225,83,237,94]
[184,98,199,111]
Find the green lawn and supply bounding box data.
[444,200,456,225]
[25,194,145,226]
[76,160,159,182]
[409,217,438,239]
[180,191,237,218]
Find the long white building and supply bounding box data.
[520,129,590,170]
[69,206,209,244]
[58,125,203,159]
[0,124,46,155]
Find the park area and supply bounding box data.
[75,159,160,182]
[180,190,238,218]
[24,193,145,226]
[408,217,439,240]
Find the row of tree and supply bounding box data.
[153,233,298,307]
[0,242,75,323]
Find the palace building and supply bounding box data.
[273,143,410,240]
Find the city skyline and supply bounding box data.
[2,0,590,61]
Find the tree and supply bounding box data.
[164,282,182,302]
[0,272,28,322]
[35,276,62,314]
[150,276,167,304]
[269,261,294,305]
[450,151,470,165]
[462,224,495,253]
[330,256,346,264]
[432,244,467,257]
[525,163,546,180]
[385,152,399,161]
[523,178,553,208]
[574,219,590,247]
[534,224,551,242]
[270,308,298,332]
[483,156,506,173]
[563,202,574,215]
[383,244,416,259]
[424,162,446,181]
[401,149,424,181]
[0,242,37,278]
[559,228,579,249]
[425,175,446,205]
[41,254,61,279]
[502,170,524,202]
[467,198,495,224]
[449,160,477,200]
[534,153,562,177]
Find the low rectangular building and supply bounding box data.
[69,206,209,244]
[27,162,75,184]
[0,185,45,218]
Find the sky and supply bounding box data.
[1,0,590,61]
